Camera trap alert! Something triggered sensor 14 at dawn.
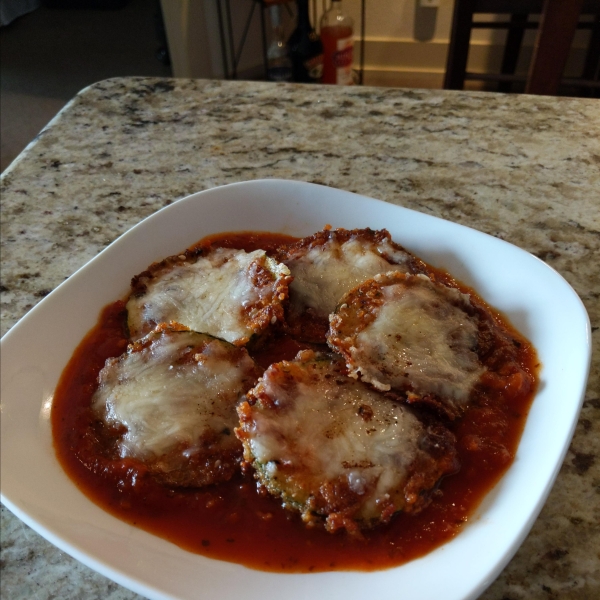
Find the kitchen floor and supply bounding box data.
[0,0,171,172]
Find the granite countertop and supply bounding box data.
[1,78,598,599]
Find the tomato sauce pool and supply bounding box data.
[51,232,539,572]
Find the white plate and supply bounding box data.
[1,180,591,600]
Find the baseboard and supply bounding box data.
[360,69,443,89]
[354,37,589,81]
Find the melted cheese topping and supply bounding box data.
[286,237,412,318]
[350,275,484,406]
[92,330,255,462]
[239,357,425,521]
[127,248,290,344]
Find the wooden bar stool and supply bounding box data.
[444,0,600,96]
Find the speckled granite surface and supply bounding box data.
[1,78,598,599]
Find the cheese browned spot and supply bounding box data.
[126,247,292,345]
[328,272,491,418]
[275,228,428,342]
[92,324,262,487]
[235,352,458,533]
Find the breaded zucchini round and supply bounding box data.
[274,228,428,342]
[328,272,493,418]
[235,351,458,534]
[92,324,262,487]
[126,246,292,345]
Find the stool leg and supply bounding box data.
[260,2,268,80]
[498,13,528,93]
[444,0,476,90]
[526,0,585,95]
[581,12,600,97]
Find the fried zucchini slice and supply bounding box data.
[236,351,458,533]
[327,272,495,418]
[92,324,262,487]
[126,246,292,345]
[274,228,428,343]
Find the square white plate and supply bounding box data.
[1,180,591,600]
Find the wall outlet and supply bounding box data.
[419,0,440,7]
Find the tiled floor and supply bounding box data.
[0,0,171,172]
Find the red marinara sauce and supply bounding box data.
[51,231,539,572]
